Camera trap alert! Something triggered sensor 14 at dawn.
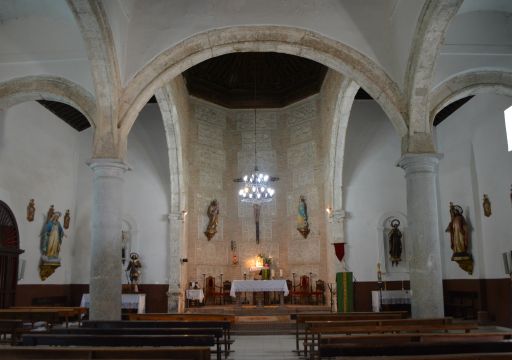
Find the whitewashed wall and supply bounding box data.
[436,93,512,279]
[0,102,82,284]
[72,104,171,284]
[343,100,407,282]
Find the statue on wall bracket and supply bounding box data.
[204,199,219,241]
[482,194,491,217]
[388,219,403,266]
[26,199,35,222]
[296,195,310,238]
[445,202,474,275]
[39,210,66,280]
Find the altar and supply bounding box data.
[371,289,411,312]
[230,280,289,307]
[80,293,146,314]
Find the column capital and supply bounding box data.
[87,158,130,175]
[397,153,443,174]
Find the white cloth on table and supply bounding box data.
[371,290,411,312]
[80,293,146,314]
[186,289,205,302]
[230,280,289,297]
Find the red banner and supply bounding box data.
[334,243,345,262]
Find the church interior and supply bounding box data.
[1,0,512,358]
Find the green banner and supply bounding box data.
[336,272,354,312]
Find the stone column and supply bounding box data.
[327,208,346,312]
[167,212,184,312]
[398,153,444,318]
[88,159,130,320]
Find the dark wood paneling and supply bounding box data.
[16,284,168,313]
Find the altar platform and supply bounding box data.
[185,304,331,316]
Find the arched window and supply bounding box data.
[0,200,24,308]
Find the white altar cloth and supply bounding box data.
[186,289,205,302]
[230,280,289,297]
[371,290,411,312]
[80,293,146,314]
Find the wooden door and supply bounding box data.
[0,201,23,308]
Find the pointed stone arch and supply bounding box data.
[430,69,512,127]
[0,75,96,127]
[119,26,408,146]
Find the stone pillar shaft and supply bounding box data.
[88,159,129,320]
[398,153,444,318]
[167,212,184,313]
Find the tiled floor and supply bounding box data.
[230,334,297,360]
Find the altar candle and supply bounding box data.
[271,269,275,278]
[279,269,283,277]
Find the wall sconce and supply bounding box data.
[180,258,188,264]
[326,207,332,215]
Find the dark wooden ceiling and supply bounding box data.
[183,52,328,108]
[37,100,90,131]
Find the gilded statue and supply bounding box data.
[445,202,473,274]
[126,252,142,292]
[63,209,71,229]
[482,194,491,217]
[204,199,219,241]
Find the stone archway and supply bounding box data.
[430,70,512,127]
[119,26,407,144]
[0,75,96,127]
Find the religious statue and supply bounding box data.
[204,199,219,241]
[296,195,310,238]
[26,199,35,222]
[445,202,473,274]
[388,219,403,266]
[482,194,491,217]
[63,209,71,229]
[39,211,65,280]
[46,205,55,222]
[126,252,142,292]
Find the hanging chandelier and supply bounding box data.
[234,109,278,204]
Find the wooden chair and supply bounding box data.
[204,276,222,305]
[311,279,325,305]
[222,281,231,305]
[285,280,293,304]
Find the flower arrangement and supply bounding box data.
[258,254,272,268]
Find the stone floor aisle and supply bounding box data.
[230,335,297,360]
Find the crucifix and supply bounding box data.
[253,204,261,244]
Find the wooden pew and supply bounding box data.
[0,320,23,345]
[10,307,88,327]
[334,354,512,360]
[83,320,232,358]
[293,311,409,354]
[319,340,512,359]
[48,327,224,360]
[305,320,478,359]
[128,313,236,355]
[0,345,211,359]
[0,310,60,329]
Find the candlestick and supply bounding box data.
[279,269,283,278]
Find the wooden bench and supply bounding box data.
[0,310,61,329]
[333,354,512,360]
[10,307,88,327]
[128,313,236,355]
[0,345,211,359]
[0,320,23,345]
[48,327,224,360]
[305,320,478,359]
[293,311,409,354]
[83,319,232,358]
[319,340,512,358]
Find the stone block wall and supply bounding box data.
[186,96,328,285]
